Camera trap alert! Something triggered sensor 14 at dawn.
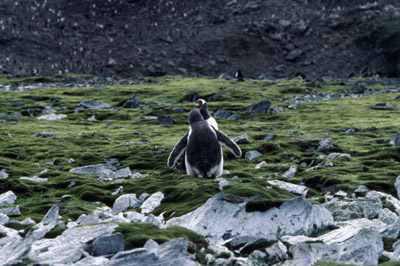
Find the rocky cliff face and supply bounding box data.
[1,0,399,78]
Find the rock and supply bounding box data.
[121,95,141,108]
[87,115,96,121]
[334,190,347,198]
[0,113,11,121]
[111,186,123,196]
[140,115,157,120]
[239,237,276,255]
[109,238,197,266]
[286,49,303,61]
[245,150,262,160]
[391,132,400,147]
[0,191,17,207]
[37,114,67,120]
[181,92,198,102]
[0,206,21,216]
[370,104,397,110]
[92,233,124,256]
[141,191,164,214]
[112,194,138,214]
[386,195,400,216]
[0,213,9,225]
[248,100,271,114]
[79,100,111,109]
[19,176,48,182]
[155,116,174,125]
[265,241,289,264]
[267,180,308,196]
[25,223,119,265]
[167,194,334,240]
[326,153,351,159]
[263,132,276,142]
[33,132,55,137]
[233,134,249,144]
[170,107,185,113]
[255,161,267,169]
[323,197,382,221]
[69,164,117,177]
[99,167,132,180]
[379,208,398,225]
[208,93,221,101]
[282,165,297,178]
[41,106,57,114]
[215,109,233,119]
[354,185,369,197]
[289,227,383,266]
[215,178,229,191]
[218,73,232,80]
[0,169,9,179]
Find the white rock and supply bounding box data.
[386,195,400,216]
[0,169,9,179]
[167,194,333,240]
[395,175,400,199]
[37,114,67,120]
[0,191,17,207]
[267,180,308,196]
[254,161,267,169]
[0,213,9,225]
[379,208,398,225]
[112,194,138,214]
[215,178,229,191]
[282,165,297,178]
[141,191,164,214]
[19,176,48,182]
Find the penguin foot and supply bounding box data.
[196,175,203,178]
[208,175,217,178]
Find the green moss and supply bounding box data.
[115,223,206,250]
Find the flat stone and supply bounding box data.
[69,164,117,177]
[263,132,276,142]
[112,194,138,214]
[92,233,124,256]
[19,176,48,182]
[37,114,67,120]
[79,100,111,109]
[268,180,308,196]
[248,100,271,114]
[0,206,21,216]
[282,165,297,178]
[233,134,249,144]
[155,116,174,125]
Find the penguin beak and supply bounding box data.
[196,104,201,110]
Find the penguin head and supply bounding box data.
[195,99,207,111]
[188,109,204,124]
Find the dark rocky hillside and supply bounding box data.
[1,0,400,79]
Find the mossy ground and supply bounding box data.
[1,76,400,261]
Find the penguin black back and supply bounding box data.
[187,109,221,177]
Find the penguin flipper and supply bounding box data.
[214,129,242,158]
[167,130,188,168]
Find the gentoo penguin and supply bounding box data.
[235,70,244,81]
[168,109,241,177]
[195,99,218,130]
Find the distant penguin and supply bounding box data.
[168,109,241,177]
[235,70,244,81]
[195,99,218,130]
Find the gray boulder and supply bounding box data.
[282,165,297,178]
[395,175,400,199]
[379,208,398,225]
[0,206,21,216]
[112,194,138,214]
[141,191,164,214]
[0,191,17,207]
[0,213,9,225]
[121,95,141,108]
[0,169,8,179]
[79,100,111,109]
[69,164,117,177]
[37,114,67,120]
[267,180,308,196]
[233,134,249,144]
[263,132,276,142]
[109,238,197,266]
[248,100,271,114]
[391,132,400,146]
[26,223,119,265]
[19,176,48,182]
[289,227,383,266]
[155,116,174,125]
[265,241,289,264]
[245,150,262,160]
[215,109,233,119]
[92,233,124,256]
[323,197,382,221]
[167,194,334,239]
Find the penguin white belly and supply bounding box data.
[206,117,218,130]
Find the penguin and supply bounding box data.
[195,99,218,130]
[168,109,241,177]
[235,70,244,81]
